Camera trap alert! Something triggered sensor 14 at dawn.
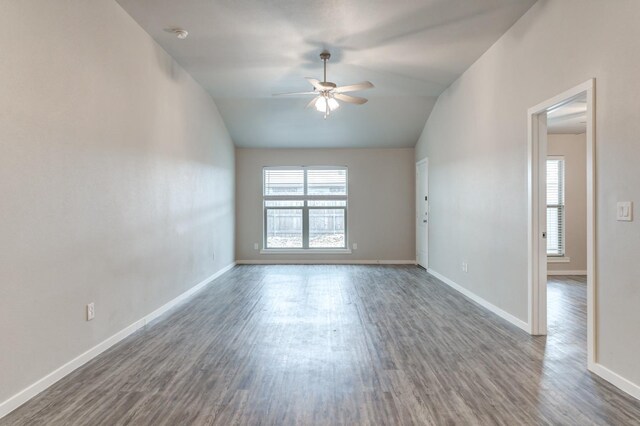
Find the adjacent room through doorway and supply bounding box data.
[545,94,588,357]
[528,80,595,367]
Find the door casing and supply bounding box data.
[416,158,429,269]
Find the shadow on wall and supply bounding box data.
[504,0,550,42]
[152,42,182,82]
[3,195,235,314]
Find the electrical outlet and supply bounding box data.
[254,243,259,250]
[352,243,358,250]
[86,303,95,321]
[462,262,468,273]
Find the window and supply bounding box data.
[263,167,347,250]
[547,157,565,256]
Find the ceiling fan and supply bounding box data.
[273,51,374,118]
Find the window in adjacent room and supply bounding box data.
[263,167,347,250]
[546,157,565,256]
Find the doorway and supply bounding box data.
[416,158,429,269]
[527,79,596,369]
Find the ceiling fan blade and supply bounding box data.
[333,81,374,93]
[272,91,317,96]
[334,93,368,105]
[306,78,326,91]
[306,96,320,109]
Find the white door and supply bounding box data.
[416,159,429,268]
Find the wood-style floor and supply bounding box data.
[3,266,640,425]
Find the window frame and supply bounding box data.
[546,156,566,257]
[262,166,349,252]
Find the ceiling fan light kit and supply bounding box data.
[273,51,374,119]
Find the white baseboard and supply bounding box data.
[547,270,587,276]
[0,262,236,420]
[427,268,530,333]
[590,363,640,400]
[426,268,639,402]
[144,262,235,324]
[236,259,417,265]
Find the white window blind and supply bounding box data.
[263,169,304,196]
[307,169,347,195]
[547,157,565,256]
[263,166,348,250]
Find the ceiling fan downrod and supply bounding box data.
[320,51,330,83]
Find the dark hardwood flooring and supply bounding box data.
[2,266,640,425]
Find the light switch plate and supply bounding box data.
[87,303,95,321]
[617,201,633,221]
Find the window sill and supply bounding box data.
[260,249,352,255]
[548,256,570,263]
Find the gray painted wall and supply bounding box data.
[0,1,235,402]
[416,0,640,385]
[236,148,415,262]
[548,133,587,273]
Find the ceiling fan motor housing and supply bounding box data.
[319,82,336,90]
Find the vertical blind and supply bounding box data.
[547,158,565,256]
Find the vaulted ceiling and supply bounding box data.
[547,94,587,134]
[117,0,536,148]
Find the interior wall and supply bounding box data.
[548,133,587,273]
[415,0,640,386]
[235,148,415,262]
[0,0,235,404]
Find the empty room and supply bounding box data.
[2,1,640,424]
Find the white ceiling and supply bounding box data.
[547,95,587,134]
[116,0,536,148]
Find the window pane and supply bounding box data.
[546,158,565,256]
[307,200,346,207]
[547,206,563,255]
[264,169,304,196]
[265,200,304,207]
[266,209,302,248]
[309,209,345,248]
[546,159,564,205]
[307,169,347,196]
